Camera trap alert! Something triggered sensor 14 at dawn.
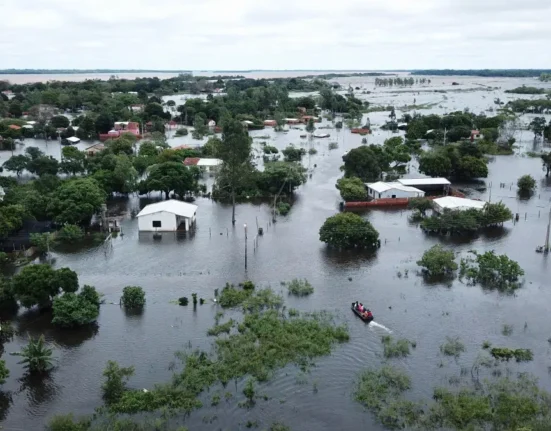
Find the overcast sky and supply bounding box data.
[3,0,551,70]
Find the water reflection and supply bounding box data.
[321,247,378,268]
[0,392,12,422]
[18,372,59,412]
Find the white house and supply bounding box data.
[433,197,486,214]
[137,200,198,232]
[366,181,425,199]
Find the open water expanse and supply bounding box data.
[1,74,551,430]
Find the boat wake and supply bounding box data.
[370,321,392,333]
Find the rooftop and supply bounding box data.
[197,158,222,167]
[137,200,198,219]
[66,136,80,143]
[433,196,486,211]
[367,181,424,194]
[398,178,451,186]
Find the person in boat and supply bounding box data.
[366,310,373,319]
[354,301,359,309]
[358,303,364,312]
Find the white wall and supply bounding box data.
[138,211,178,231]
[370,188,425,199]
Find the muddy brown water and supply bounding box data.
[1,74,551,430]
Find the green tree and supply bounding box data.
[418,152,452,177]
[460,251,524,291]
[542,152,551,176]
[305,118,316,135]
[336,177,366,201]
[342,146,389,181]
[57,224,84,243]
[0,360,9,384]
[27,156,59,177]
[48,178,106,224]
[257,162,306,194]
[319,212,379,249]
[529,116,546,138]
[408,197,433,216]
[2,154,29,176]
[52,288,100,328]
[11,264,78,308]
[30,232,54,255]
[60,146,86,175]
[102,360,135,405]
[8,100,22,117]
[215,119,253,224]
[75,116,96,140]
[46,414,91,431]
[456,155,488,179]
[25,146,44,160]
[417,245,458,277]
[121,286,145,309]
[50,115,70,128]
[0,204,27,239]
[143,162,198,199]
[480,202,513,226]
[95,112,114,134]
[14,334,53,373]
[517,175,536,194]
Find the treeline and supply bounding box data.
[505,85,546,95]
[0,69,193,75]
[539,73,551,82]
[375,77,429,86]
[411,69,551,77]
[506,98,551,114]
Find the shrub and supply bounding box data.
[285,279,314,296]
[121,286,146,309]
[282,145,306,162]
[382,336,412,358]
[329,142,339,150]
[242,281,255,291]
[490,347,533,362]
[440,336,465,358]
[308,148,317,155]
[52,289,100,328]
[460,251,524,291]
[102,360,135,404]
[0,360,9,384]
[47,414,91,431]
[336,177,366,201]
[517,174,536,193]
[218,283,251,308]
[277,202,291,215]
[408,197,433,215]
[14,334,54,373]
[319,212,379,249]
[57,224,84,243]
[207,319,235,336]
[417,245,458,277]
[262,145,278,154]
[175,128,188,136]
[243,378,256,403]
[30,232,54,254]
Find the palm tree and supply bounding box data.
[14,334,53,373]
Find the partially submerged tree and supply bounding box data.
[460,251,524,291]
[319,213,379,249]
[517,175,536,194]
[52,285,101,328]
[529,116,546,139]
[215,119,253,225]
[102,360,135,405]
[417,245,458,277]
[336,177,366,201]
[121,286,145,309]
[47,178,106,225]
[14,334,54,374]
[408,197,433,216]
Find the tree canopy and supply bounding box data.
[319,212,379,249]
[47,178,106,225]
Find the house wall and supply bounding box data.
[138,211,178,231]
[368,188,425,199]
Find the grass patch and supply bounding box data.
[207,319,235,336]
[482,340,492,349]
[502,324,513,336]
[440,336,465,358]
[381,336,413,358]
[285,279,314,297]
[490,347,533,362]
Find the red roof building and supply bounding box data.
[183,157,200,166]
[264,120,277,127]
[8,125,21,130]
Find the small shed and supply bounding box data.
[433,197,486,214]
[85,143,105,156]
[264,119,277,127]
[137,200,198,232]
[66,136,81,144]
[366,182,425,199]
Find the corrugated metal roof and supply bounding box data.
[398,178,451,186]
[197,158,222,167]
[433,197,486,211]
[137,200,198,219]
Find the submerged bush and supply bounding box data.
[440,336,466,358]
[417,245,457,277]
[459,251,524,291]
[319,212,379,249]
[121,286,146,309]
[57,224,85,243]
[382,336,413,358]
[490,347,533,362]
[277,202,291,216]
[285,279,314,296]
[102,360,135,405]
[207,319,235,336]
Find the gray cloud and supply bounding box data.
[2,0,550,69]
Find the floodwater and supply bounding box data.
[1,75,551,430]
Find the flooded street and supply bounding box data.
[2,74,551,430]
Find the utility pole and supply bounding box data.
[244,223,248,270]
[545,208,551,252]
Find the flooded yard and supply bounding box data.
[1,74,551,430]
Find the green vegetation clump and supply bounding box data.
[421,202,512,234]
[101,360,135,405]
[505,86,546,94]
[207,319,235,336]
[408,197,433,215]
[517,174,536,194]
[262,145,278,154]
[417,245,458,277]
[277,202,291,216]
[52,285,101,327]
[285,279,314,297]
[307,148,317,155]
[13,334,54,373]
[336,177,366,201]
[328,142,338,150]
[382,336,413,358]
[460,251,524,291]
[175,128,189,136]
[282,145,306,162]
[440,337,466,358]
[57,224,85,243]
[218,283,252,308]
[121,286,146,309]
[319,212,379,249]
[490,347,533,362]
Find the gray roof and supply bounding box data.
[137,200,197,218]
